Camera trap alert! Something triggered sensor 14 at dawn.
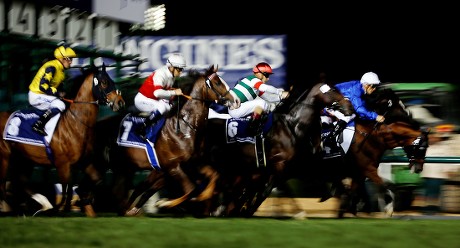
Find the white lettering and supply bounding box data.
[118,35,286,70]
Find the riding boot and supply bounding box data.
[324,120,347,148]
[138,111,162,140]
[247,112,262,136]
[32,109,59,136]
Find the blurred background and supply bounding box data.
[2,0,460,214]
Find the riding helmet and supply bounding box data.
[54,46,77,59]
[167,53,187,69]
[360,72,380,85]
[253,62,274,75]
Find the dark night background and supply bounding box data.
[146,2,460,89]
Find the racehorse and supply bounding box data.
[320,87,429,218]
[204,82,355,217]
[109,65,238,216]
[0,64,125,216]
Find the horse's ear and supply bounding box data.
[102,63,106,72]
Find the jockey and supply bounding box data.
[228,62,289,135]
[29,45,77,136]
[134,53,186,140]
[323,71,385,147]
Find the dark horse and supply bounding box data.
[204,82,355,217]
[321,87,429,218]
[0,64,125,216]
[109,65,238,216]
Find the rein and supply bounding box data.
[62,98,99,105]
[60,70,119,128]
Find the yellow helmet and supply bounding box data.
[54,46,77,59]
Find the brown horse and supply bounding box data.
[320,88,429,218]
[204,82,355,217]
[109,65,238,216]
[0,64,125,216]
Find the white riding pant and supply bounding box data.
[134,92,171,115]
[228,97,274,118]
[28,91,66,111]
[324,108,356,123]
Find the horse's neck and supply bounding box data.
[180,101,208,125]
[271,108,319,148]
[177,84,209,130]
[60,74,99,133]
[284,104,318,136]
[378,122,421,148]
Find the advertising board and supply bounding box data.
[113,35,288,89]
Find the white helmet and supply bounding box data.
[166,53,186,69]
[360,72,380,85]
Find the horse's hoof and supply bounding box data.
[384,202,394,218]
[125,207,141,216]
[292,211,308,220]
[83,205,97,218]
[155,198,170,208]
[211,205,227,217]
[31,193,53,211]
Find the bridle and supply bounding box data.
[63,70,121,107]
[64,70,121,128]
[204,72,232,105]
[91,71,121,107]
[402,130,429,172]
[182,72,232,106]
[175,70,232,133]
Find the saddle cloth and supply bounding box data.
[208,109,273,167]
[322,125,355,159]
[3,109,60,146]
[116,113,165,170]
[207,109,273,144]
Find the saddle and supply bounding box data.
[116,113,166,170]
[321,124,355,159]
[3,109,60,146]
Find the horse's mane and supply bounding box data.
[273,84,310,114]
[167,68,203,116]
[175,69,200,95]
[64,66,99,99]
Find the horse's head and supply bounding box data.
[370,88,429,173]
[402,128,429,173]
[313,83,354,116]
[201,65,239,109]
[92,64,125,111]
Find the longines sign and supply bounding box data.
[114,35,288,89]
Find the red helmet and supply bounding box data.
[253,62,273,75]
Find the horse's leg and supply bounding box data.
[111,164,136,216]
[17,165,54,216]
[244,172,277,217]
[54,163,74,214]
[125,171,165,216]
[191,165,219,202]
[156,165,195,208]
[0,156,11,214]
[363,166,394,217]
[75,163,101,217]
